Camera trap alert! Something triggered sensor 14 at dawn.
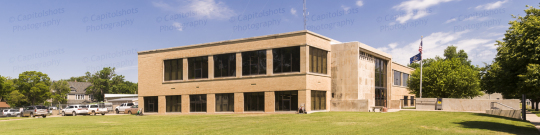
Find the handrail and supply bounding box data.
[491,102,517,110]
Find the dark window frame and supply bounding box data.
[309,47,328,74]
[275,91,298,111]
[189,94,207,112]
[188,56,209,79]
[273,46,301,74]
[242,50,267,76]
[215,93,234,112]
[214,53,236,78]
[166,95,182,112]
[244,92,265,111]
[311,90,326,111]
[144,96,159,113]
[394,70,401,86]
[164,59,183,81]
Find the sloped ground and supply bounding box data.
[0,111,537,134]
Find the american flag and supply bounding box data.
[419,40,423,53]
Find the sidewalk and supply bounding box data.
[526,111,540,132]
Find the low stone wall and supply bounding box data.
[390,100,400,109]
[441,98,519,111]
[330,99,369,112]
[416,98,437,110]
[486,110,521,119]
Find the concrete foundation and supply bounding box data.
[330,99,369,112]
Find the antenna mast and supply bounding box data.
[303,0,306,30]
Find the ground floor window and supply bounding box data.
[166,95,181,112]
[375,88,386,107]
[403,96,408,106]
[275,91,298,111]
[410,96,415,106]
[190,94,207,112]
[144,96,158,112]
[244,92,264,111]
[216,93,234,112]
[311,90,326,110]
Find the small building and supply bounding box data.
[104,94,138,105]
[66,82,93,104]
[0,102,10,109]
[137,30,414,114]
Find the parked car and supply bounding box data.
[124,105,139,115]
[21,105,48,118]
[115,103,134,114]
[2,109,21,117]
[61,105,88,116]
[87,104,108,116]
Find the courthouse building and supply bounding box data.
[137,30,414,114]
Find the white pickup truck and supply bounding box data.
[115,103,134,114]
[87,104,108,116]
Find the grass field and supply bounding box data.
[0,111,537,134]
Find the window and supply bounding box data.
[70,87,75,92]
[309,47,327,74]
[76,94,85,100]
[190,94,207,112]
[273,46,300,73]
[394,70,401,86]
[214,53,236,78]
[403,96,408,106]
[215,93,234,112]
[244,92,265,111]
[164,59,183,81]
[242,50,266,76]
[275,91,298,111]
[403,73,409,86]
[188,56,208,79]
[311,91,326,110]
[410,96,415,106]
[374,57,387,107]
[144,96,158,112]
[166,96,181,112]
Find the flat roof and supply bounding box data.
[392,61,416,70]
[138,30,340,55]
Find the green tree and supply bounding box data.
[66,76,89,82]
[0,75,14,102]
[85,67,125,101]
[50,80,70,106]
[408,58,483,98]
[481,5,540,101]
[444,45,472,65]
[16,71,52,105]
[6,90,26,107]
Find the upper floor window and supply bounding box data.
[394,70,401,86]
[402,73,409,86]
[374,58,387,88]
[70,87,75,92]
[188,56,209,79]
[309,47,327,74]
[214,53,236,78]
[273,46,300,73]
[242,50,266,76]
[164,59,183,81]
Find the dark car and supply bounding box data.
[21,105,48,118]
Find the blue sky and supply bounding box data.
[0,0,536,83]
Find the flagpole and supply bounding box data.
[420,36,423,98]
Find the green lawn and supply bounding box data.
[528,109,540,117]
[0,111,537,134]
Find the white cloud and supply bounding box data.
[445,18,456,23]
[356,1,364,7]
[381,30,500,66]
[173,22,183,31]
[290,8,297,16]
[152,0,235,20]
[392,0,455,23]
[341,5,350,11]
[389,43,398,49]
[475,0,509,10]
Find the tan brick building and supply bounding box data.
[137,30,414,114]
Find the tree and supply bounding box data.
[66,76,89,82]
[481,5,540,102]
[444,45,472,65]
[408,58,483,98]
[85,67,125,101]
[6,90,26,107]
[50,80,70,106]
[16,71,52,105]
[0,75,14,102]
